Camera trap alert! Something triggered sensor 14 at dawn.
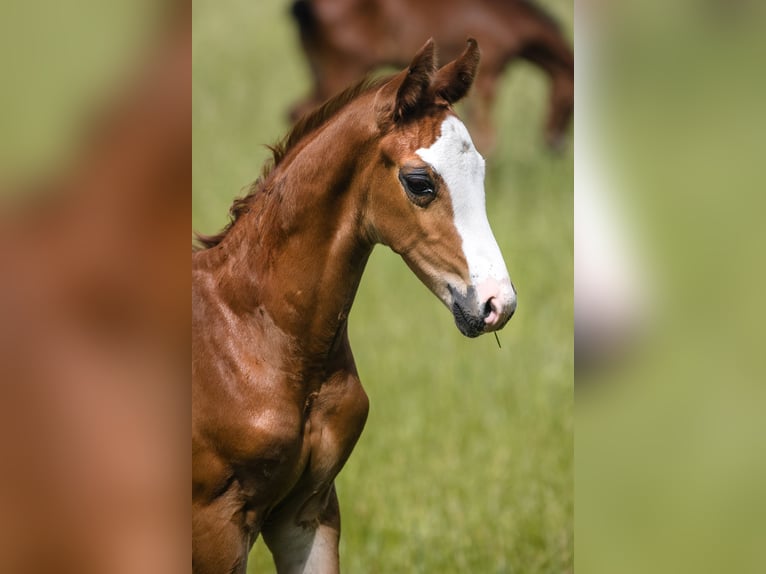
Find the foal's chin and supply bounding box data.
[449,291,514,338]
[450,301,490,338]
[452,311,512,338]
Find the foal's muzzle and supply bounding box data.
[449,282,517,338]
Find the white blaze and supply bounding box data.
[416,116,515,307]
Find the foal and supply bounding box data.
[192,39,517,573]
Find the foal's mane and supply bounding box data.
[194,75,387,250]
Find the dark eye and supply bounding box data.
[406,177,433,195]
[399,170,436,205]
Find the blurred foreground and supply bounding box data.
[0,1,189,572]
[576,1,766,572]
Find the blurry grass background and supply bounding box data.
[192,0,572,572]
[0,0,162,182]
[576,2,766,574]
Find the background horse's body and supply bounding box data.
[291,0,573,151]
[192,41,516,573]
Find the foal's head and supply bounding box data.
[365,39,516,337]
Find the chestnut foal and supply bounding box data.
[192,39,517,573]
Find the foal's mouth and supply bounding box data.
[448,284,486,338]
[451,299,486,338]
[448,283,514,338]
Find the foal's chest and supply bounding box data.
[219,364,369,516]
[300,369,369,481]
[279,369,369,521]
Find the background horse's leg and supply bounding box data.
[520,32,574,150]
[289,54,371,122]
[466,66,502,155]
[289,0,373,123]
[262,484,341,574]
[546,62,575,150]
[192,492,251,574]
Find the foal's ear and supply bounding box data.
[431,38,481,104]
[375,38,437,129]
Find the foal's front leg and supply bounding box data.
[261,484,341,574]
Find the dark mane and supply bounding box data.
[194,75,387,250]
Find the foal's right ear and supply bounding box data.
[375,39,437,129]
[431,38,481,104]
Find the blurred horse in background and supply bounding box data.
[290,0,573,152]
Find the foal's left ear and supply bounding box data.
[375,38,437,129]
[430,38,481,104]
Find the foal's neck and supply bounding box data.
[211,117,375,370]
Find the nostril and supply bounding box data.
[482,297,501,325]
[482,298,494,319]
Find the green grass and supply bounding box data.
[0,0,160,181]
[193,1,573,571]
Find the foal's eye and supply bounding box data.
[406,177,433,195]
[399,171,436,205]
